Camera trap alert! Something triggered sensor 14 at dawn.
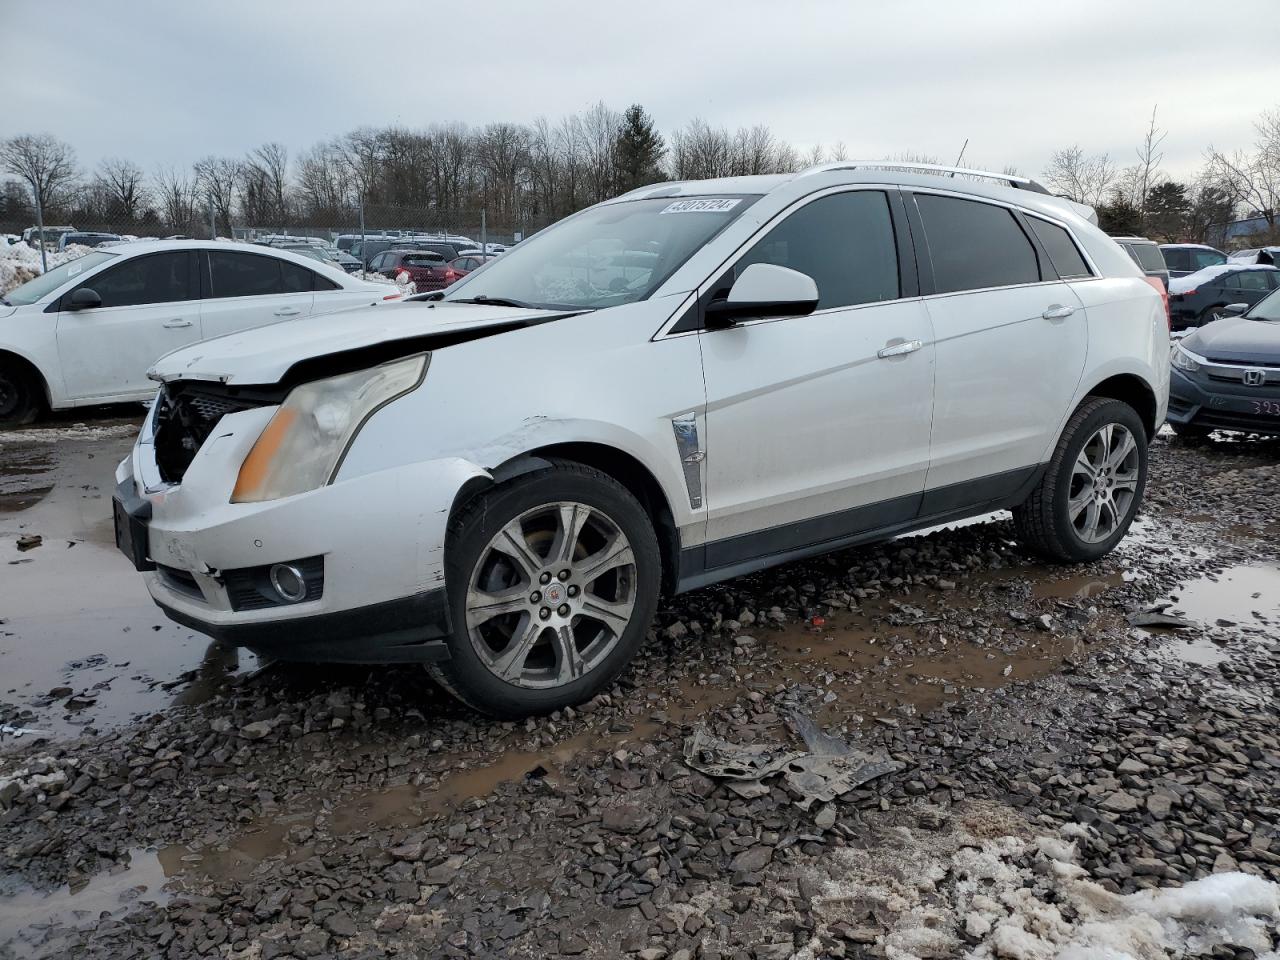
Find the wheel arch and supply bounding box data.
[1081,373,1158,440]
[0,347,52,409]
[449,441,682,596]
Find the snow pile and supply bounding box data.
[803,802,1280,960]
[1169,262,1277,295]
[0,238,95,296]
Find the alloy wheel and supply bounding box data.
[464,501,637,689]
[1068,423,1140,543]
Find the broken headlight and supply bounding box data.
[232,354,427,503]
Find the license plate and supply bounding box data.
[113,494,154,571]
[1247,398,1280,417]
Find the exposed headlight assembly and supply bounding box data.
[1170,343,1201,374]
[232,354,427,503]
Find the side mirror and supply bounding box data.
[1220,303,1249,317]
[67,287,102,311]
[704,263,819,328]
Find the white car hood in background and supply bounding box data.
[148,301,563,386]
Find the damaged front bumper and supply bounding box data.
[113,405,488,664]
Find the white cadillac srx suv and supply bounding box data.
[114,163,1170,717]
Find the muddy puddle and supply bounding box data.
[0,424,256,738]
[0,847,170,955]
[1152,564,1280,666]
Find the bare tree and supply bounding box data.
[0,133,79,215]
[242,143,290,225]
[193,156,242,236]
[296,141,349,220]
[1042,145,1117,207]
[154,166,198,235]
[1205,107,1280,230]
[96,157,149,222]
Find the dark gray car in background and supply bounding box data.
[1168,264,1280,330]
[1168,286,1280,438]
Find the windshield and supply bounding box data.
[443,195,758,310]
[5,251,116,305]
[1190,249,1226,270]
[1249,288,1280,322]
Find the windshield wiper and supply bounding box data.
[0,297,9,306]
[449,295,536,309]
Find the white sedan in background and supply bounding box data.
[0,240,397,425]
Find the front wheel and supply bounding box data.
[0,360,41,428]
[1014,398,1148,563]
[430,463,661,717]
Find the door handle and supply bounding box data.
[877,338,923,359]
[274,308,302,318]
[162,319,193,328]
[1042,304,1076,321]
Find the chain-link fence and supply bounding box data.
[2,202,558,258]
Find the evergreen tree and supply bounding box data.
[616,105,667,193]
[1097,197,1142,235]
[1144,181,1190,241]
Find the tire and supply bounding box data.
[1197,306,1222,327]
[0,359,40,428]
[1170,421,1210,441]
[429,463,661,718]
[1014,398,1148,563]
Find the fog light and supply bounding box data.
[269,563,307,603]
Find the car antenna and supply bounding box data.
[951,139,968,177]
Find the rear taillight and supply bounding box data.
[1142,276,1170,329]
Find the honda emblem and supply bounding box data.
[1242,368,1266,386]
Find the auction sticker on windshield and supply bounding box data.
[661,198,741,214]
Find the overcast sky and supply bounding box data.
[5,0,1276,183]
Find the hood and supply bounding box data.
[0,305,16,321]
[1184,315,1280,364]
[149,300,563,386]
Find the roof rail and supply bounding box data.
[800,160,1050,195]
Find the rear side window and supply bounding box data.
[79,252,192,308]
[1027,217,1092,279]
[915,194,1040,293]
[1130,243,1167,273]
[208,251,283,298]
[1161,248,1188,272]
[1225,270,1272,292]
[281,260,316,293]
[734,190,900,311]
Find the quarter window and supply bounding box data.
[207,251,284,298]
[734,190,900,311]
[1027,217,1093,279]
[915,194,1040,294]
[75,252,192,308]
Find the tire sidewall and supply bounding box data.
[441,469,661,716]
[1048,401,1148,561]
[0,363,38,427]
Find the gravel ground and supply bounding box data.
[1,426,1278,959]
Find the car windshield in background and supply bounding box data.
[443,195,759,310]
[5,251,116,305]
[1190,249,1227,270]
[1249,289,1280,322]
[1131,244,1167,272]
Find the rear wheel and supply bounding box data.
[0,359,40,427]
[1014,398,1148,563]
[430,463,661,717]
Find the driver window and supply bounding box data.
[734,191,900,310]
[73,252,192,308]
